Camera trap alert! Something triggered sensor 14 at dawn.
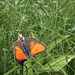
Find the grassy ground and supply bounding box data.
[0,0,75,75]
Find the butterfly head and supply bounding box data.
[18,33,24,42]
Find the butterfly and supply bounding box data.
[13,34,47,66]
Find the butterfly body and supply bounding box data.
[13,34,47,64]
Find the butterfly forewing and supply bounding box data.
[24,37,47,56]
[31,42,47,55]
[24,37,37,50]
[14,41,27,61]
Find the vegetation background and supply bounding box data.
[0,0,75,75]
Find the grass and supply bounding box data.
[0,0,75,75]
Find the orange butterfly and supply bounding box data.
[13,34,47,65]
